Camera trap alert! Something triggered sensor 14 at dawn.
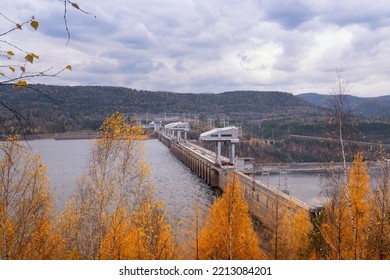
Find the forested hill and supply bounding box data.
[298,93,390,119]
[0,85,320,133]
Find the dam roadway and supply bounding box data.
[158,133,321,227]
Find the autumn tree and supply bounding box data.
[366,158,390,259]
[60,112,154,259]
[0,136,57,259]
[320,70,368,259]
[108,196,179,260]
[270,206,312,260]
[181,198,206,259]
[198,174,266,259]
[321,151,372,259]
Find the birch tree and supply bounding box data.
[116,197,178,260]
[320,71,365,259]
[60,112,154,259]
[0,136,57,259]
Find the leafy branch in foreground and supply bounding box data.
[0,2,92,136]
[0,12,72,88]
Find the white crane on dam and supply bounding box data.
[164,122,190,142]
[199,126,239,166]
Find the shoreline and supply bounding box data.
[1,131,158,141]
[254,161,381,174]
[254,162,346,174]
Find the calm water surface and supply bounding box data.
[27,139,329,222]
[254,172,327,207]
[28,139,217,223]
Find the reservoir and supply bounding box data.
[27,139,218,223]
[26,139,326,222]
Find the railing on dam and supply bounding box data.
[158,133,321,226]
[237,170,313,212]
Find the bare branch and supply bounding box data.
[61,0,95,46]
[0,100,27,129]
[62,0,71,45]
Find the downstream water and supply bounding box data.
[254,172,326,207]
[27,139,217,223]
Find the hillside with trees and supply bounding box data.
[0,85,319,134]
[298,93,390,119]
[1,84,389,162]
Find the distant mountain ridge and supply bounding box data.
[1,85,319,117]
[298,93,390,119]
[0,85,320,133]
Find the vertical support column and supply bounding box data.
[203,162,206,181]
[229,143,236,164]
[205,165,209,185]
[207,165,211,185]
[215,141,221,165]
[178,130,181,142]
[211,169,219,187]
[184,131,187,142]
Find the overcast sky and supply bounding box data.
[2,0,390,96]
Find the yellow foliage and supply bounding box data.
[30,19,39,30]
[0,137,57,259]
[270,207,312,259]
[123,198,179,260]
[101,207,133,260]
[365,159,390,259]
[198,174,266,260]
[59,112,155,259]
[321,151,372,259]
[97,111,143,141]
[181,198,206,259]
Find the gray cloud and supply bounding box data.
[2,0,390,96]
[259,0,390,29]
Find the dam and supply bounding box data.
[158,122,321,228]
